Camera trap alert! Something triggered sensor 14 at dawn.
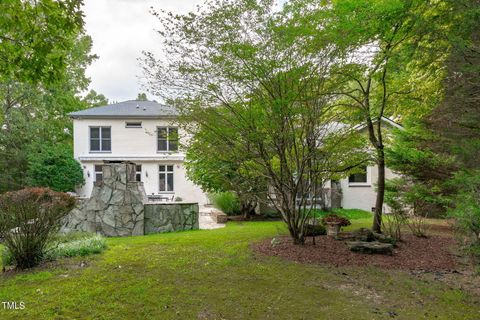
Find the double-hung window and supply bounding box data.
[90,127,111,152]
[159,165,174,192]
[157,127,178,152]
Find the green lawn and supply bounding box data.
[0,220,479,320]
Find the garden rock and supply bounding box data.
[346,241,393,255]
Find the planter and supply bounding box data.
[326,223,341,237]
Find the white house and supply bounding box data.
[70,100,399,213]
[69,100,209,205]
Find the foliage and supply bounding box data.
[136,93,148,101]
[321,214,351,227]
[26,143,84,192]
[304,223,326,237]
[0,188,76,269]
[143,0,367,244]
[186,126,266,218]
[210,192,241,216]
[0,0,84,84]
[0,33,101,192]
[287,0,451,233]
[2,232,106,267]
[385,122,457,218]
[382,212,407,242]
[450,171,480,262]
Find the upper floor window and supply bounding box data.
[157,127,178,152]
[348,166,368,184]
[90,127,111,152]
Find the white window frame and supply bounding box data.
[159,165,174,192]
[94,164,103,182]
[348,166,371,187]
[89,126,111,152]
[157,127,178,152]
[135,164,142,182]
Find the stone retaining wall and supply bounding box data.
[62,162,199,237]
[144,203,199,234]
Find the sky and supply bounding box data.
[83,0,203,102]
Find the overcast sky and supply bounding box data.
[83,0,203,102]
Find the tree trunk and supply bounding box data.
[373,148,385,233]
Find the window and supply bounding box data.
[157,127,178,152]
[94,165,103,182]
[135,165,142,182]
[126,121,142,128]
[159,165,174,192]
[348,166,368,184]
[90,127,111,152]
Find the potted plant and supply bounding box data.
[321,214,351,237]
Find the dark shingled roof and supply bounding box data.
[69,100,178,119]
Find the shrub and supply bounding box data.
[2,232,106,266]
[305,223,326,236]
[210,192,241,215]
[0,188,76,269]
[26,143,84,192]
[450,171,480,263]
[321,214,351,227]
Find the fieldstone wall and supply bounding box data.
[62,162,147,237]
[144,203,199,234]
[62,162,199,237]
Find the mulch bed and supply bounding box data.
[252,234,459,272]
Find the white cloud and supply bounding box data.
[83,0,202,102]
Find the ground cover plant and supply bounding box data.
[0,220,479,319]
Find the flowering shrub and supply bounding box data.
[321,214,351,227]
[0,188,76,269]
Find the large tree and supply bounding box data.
[143,0,366,244]
[286,0,449,232]
[0,0,84,84]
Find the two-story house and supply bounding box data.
[69,100,209,205]
[70,100,400,213]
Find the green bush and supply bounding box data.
[2,232,106,267]
[210,192,241,215]
[305,224,326,236]
[26,143,84,192]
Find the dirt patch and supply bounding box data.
[252,234,459,272]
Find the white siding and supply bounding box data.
[339,165,398,213]
[73,118,208,205]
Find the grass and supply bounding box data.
[0,220,478,319]
[309,208,373,220]
[1,233,107,268]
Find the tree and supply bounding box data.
[0,0,84,84]
[0,32,101,192]
[185,121,267,219]
[288,0,449,232]
[26,143,84,192]
[136,93,148,101]
[143,0,366,244]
